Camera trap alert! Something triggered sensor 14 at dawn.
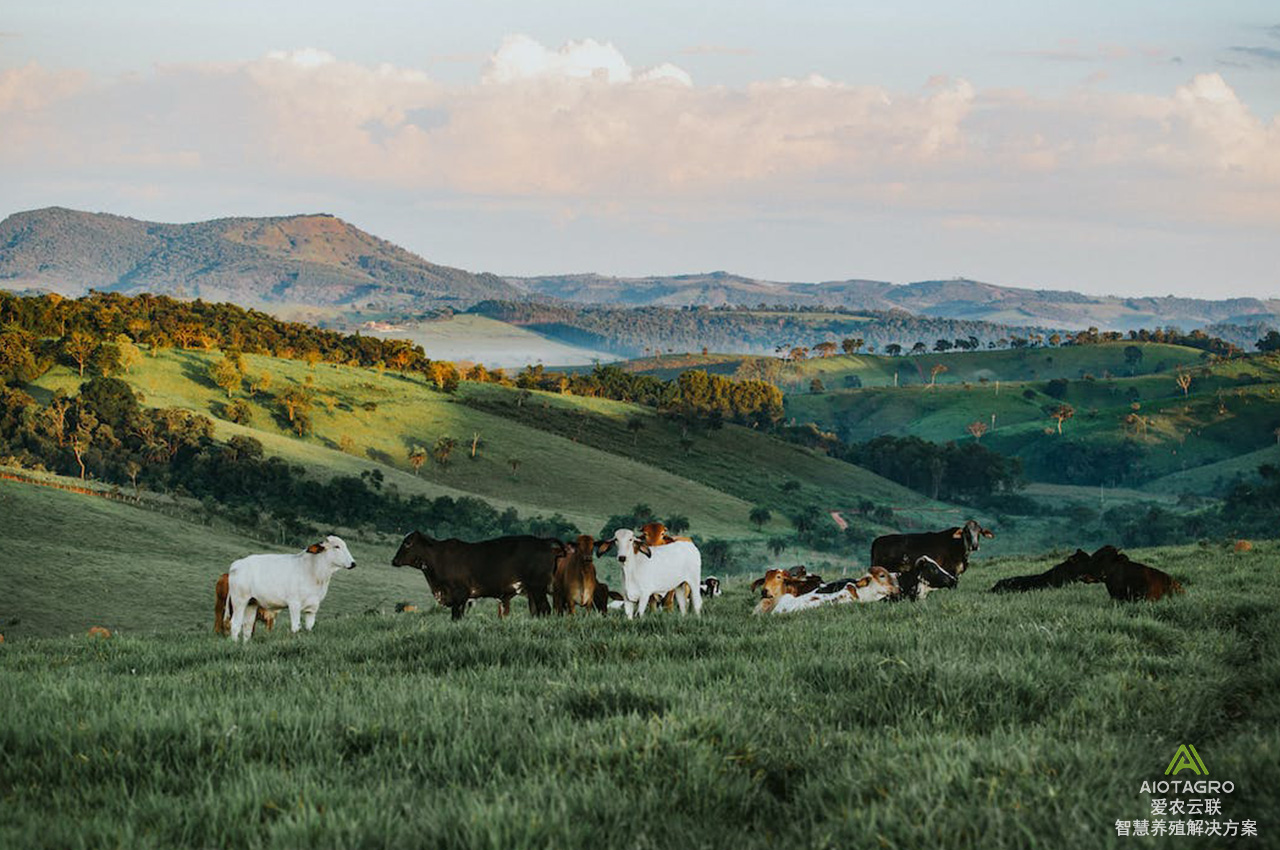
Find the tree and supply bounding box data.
[809,378,825,394]
[247,370,272,398]
[433,436,457,469]
[813,341,837,358]
[303,350,322,370]
[508,457,523,478]
[469,432,483,459]
[934,338,953,353]
[408,445,427,475]
[749,506,772,530]
[626,415,645,445]
[929,363,948,387]
[966,420,988,442]
[114,334,143,374]
[63,332,96,377]
[766,537,788,557]
[1050,403,1075,434]
[911,342,927,355]
[885,343,903,357]
[279,385,313,424]
[788,346,809,362]
[223,400,253,425]
[1044,378,1069,399]
[665,515,690,535]
[1175,370,1193,396]
[209,358,242,398]
[1257,331,1280,353]
[841,338,864,355]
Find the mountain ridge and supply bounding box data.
[0,206,518,308]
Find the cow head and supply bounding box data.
[956,520,994,553]
[307,534,356,570]
[1053,549,1098,583]
[608,528,651,566]
[854,567,901,602]
[639,521,669,547]
[758,568,789,599]
[391,530,433,570]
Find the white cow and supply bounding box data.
[225,535,356,641]
[768,586,858,614]
[598,528,702,619]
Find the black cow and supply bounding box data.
[870,519,994,577]
[390,532,560,620]
[896,555,959,600]
[989,548,1094,593]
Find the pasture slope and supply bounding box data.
[27,349,934,539]
[0,479,1277,849]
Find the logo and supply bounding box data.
[1165,744,1208,777]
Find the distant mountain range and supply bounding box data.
[0,207,517,307]
[1,207,1275,336]
[509,272,1280,333]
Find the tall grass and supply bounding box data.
[3,542,1277,849]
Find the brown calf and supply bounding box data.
[1081,546,1185,602]
[214,572,276,635]
[751,567,824,600]
[553,535,601,615]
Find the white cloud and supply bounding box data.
[1,38,1277,233]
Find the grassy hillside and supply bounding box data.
[2,525,1276,848]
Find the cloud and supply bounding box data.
[1229,45,1280,65]
[2,38,1278,234]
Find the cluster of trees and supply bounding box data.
[511,364,785,427]
[0,291,478,391]
[0,376,578,542]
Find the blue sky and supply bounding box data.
[2,1,1278,297]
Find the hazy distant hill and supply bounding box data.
[0,207,518,308]
[509,272,1280,333]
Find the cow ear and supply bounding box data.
[595,540,614,557]
[634,542,652,557]
[306,542,325,554]
[981,529,995,538]
[951,528,964,538]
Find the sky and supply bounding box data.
[1,1,1278,298]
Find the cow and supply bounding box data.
[391,532,559,620]
[849,567,902,603]
[896,556,958,601]
[639,521,693,547]
[553,534,600,615]
[225,535,355,641]
[762,585,858,614]
[701,577,722,598]
[87,626,112,639]
[214,572,276,636]
[989,549,1096,593]
[752,568,823,600]
[1079,546,1185,602]
[870,519,994,578]
[757,567,900,613]
[597,528,702,619]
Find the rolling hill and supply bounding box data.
[511,271,1280,333]
[0,207,517,308]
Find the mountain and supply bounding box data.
[509,272,1280,333]
[0,207,519,308]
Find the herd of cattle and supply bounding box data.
[214,518,1185,640]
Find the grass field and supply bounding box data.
[1,482,1276,848]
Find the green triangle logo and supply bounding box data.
[1164,744,1207,776]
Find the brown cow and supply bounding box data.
[87,626,112,639]
[214,572,276,636]
[1080,546,1185,602]
[553,535,601,615]
[751,567,824,600]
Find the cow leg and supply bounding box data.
[450,600,467,620]
[623,599,637,620]
[236,601,257,642]
[288,602,303,633]
[674,584,689,615]
[498,597,512,619]
[532,592,550,617]
[690,584,704,617]
[304,608,317,631]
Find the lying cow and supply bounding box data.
[214,572,275,636]
[896,556,958,601]
[989,549,1096,593]
[751,567,824,599]
[553,535,600,616]
[871,519,993,578]
[392,532,561,619]
[1080,546,1185,602]
[598,528,702,619]
[758,567,899,613]
[225,535,355,641]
